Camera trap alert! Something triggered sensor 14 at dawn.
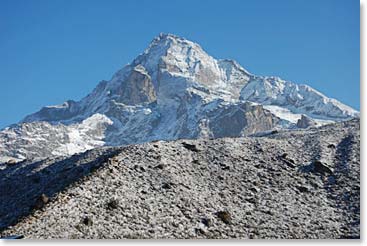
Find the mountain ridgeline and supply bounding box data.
[0,33,359,162]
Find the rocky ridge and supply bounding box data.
[0,119,360,239]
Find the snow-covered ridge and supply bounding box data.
[0,114,113,162]
[0,33,359,161]
[240,76,359,120]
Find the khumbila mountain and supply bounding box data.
[0,33,359,162]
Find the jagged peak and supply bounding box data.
[151,33,194,45]
[143,33,205,57]
[155,33,184,42]
[218,59,253,77]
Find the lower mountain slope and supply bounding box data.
[0,119,360,239]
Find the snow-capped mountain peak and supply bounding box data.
[0,33,359,161]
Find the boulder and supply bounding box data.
[297,115,316,128]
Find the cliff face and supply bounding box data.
[207,103,278,138]
[115,65,157,105]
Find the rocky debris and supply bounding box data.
[6,159,17,166]
[296,186,309,193]
[106,199,119,210]
[278,153,296,168]
[0,147,121,232]
[182,142,200,152]
[311,160,333,175]
[201,217,212,227]
[34,194,49,210]
[296,115,317,128]
[154,164,164,169]
[327,144,336,149]
[82,217,93,226]
[0,119,360,239]
[162,182,172,189]
[216,211,232,224]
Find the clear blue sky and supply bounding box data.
[0,0,359,128]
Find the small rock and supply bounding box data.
[221,165,230,170]
[279,153,295,167]
[312,160,333,175]
[327,144,336,149]
[154,164,164,169]
[195,228,206,235]
[262,209,274,216]
[162,183,172,189]
[296,186,309,193]
[216,211,231,224]
[6,159,17,166]
[201,217,212,227]
[280,153,288,159]
[297,115,317,128]
[34,194,49,209]
[283,159,296,168]
[250,187,258,193]
[106,199,119,210]
[182,142,200,152]
[82,217,93,226]
[246,197,256,204]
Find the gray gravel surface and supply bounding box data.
[0,119,360,239]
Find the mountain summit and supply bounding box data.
[0,34,359,161]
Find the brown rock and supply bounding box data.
[216,211,232,224]
[34,194,49,209]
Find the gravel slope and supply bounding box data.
[0,119,360,239]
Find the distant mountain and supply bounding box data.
[0,33,359,162]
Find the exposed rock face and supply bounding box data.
[0,119,360,239]
[208,103,278,138]
[22,100,81,123]
[0,33,359,161]
[296,115,317,128]
[115,65,157,105]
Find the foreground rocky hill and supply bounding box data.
[0,119,360,239]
